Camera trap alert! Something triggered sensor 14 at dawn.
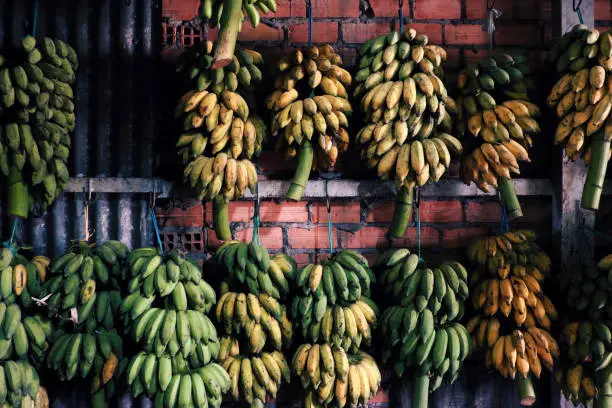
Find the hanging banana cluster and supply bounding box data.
[267,45,353,200]
[555,320,612,405]
[466,230,558,404]
[198,0,277,29]
[0,246,49,310]
[376,248,471,400]
[456,52,540,202]
[0,35,78,217]
[291,250,381,408]
[214,241,295,407]
[354,30,462,188]
[121,246,226,407]
[214,240,297,300]
[0,360,49,408]
[548,26,612,160]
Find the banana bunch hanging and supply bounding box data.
[466,230,558,405]
[0,361,49,408]
[175,41,267,240]
[267,45,353,201]
[0,35,78,217]
[353,29,462,238]
[198,0,278,69]
[375,248,471,403]
[556,320,612,405]
[456,52,540,218]
[546,25,612,210]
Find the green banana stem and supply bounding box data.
[212,0,243,69]
[6,166,29,218]
[213,197,232,240]
[287,141,313,201]
[594,384,612,408]
[515,375,536,406]
[582,131,610,211]
[389,185,414,238]
[413,374,430,408]
[498,176,522,219]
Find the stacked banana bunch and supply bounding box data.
[0,360,49,408]
[292,345,381,408]
[291,251,382,407]
[215,240,297,300]
[455,52,540,195]
[353,29,463,191]
[555,320,612,404]
[559,253,612,321]
[0,246,49,308]
[0,35,78,216]
[375,248,471,399]
[267,45,353,198]
[0,304,51,363]
[547,26,612,160]
[291,250,377,352]
[198,0,277,30]
[467,317,559,379]
[376,249,469,325]
[122,246,226,407]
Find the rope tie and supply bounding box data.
[83,179,94,242]
[415,188,423,261]
[150,179,164,254]
[325,180,333,254]
[398,0,404,34]
[32,0,39,36]
[251,184,261,245]
[2,218,19,255]
[573,0,584,24]
[306,0,312,47]
[484,0,501,54]
[499,205,509,234]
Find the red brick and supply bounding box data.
[288,227,338,249]
[163,0,198,21]
[311,0,359,17]
[235,227,284,249]
[368,0,410,18]
[420,201,463,223]
[407,23,444,45]
[366,202,395,223]
[289,22,338,44]
[466,0,513,20]
[596,0,612,20]
[206,27,218,42]
[391,227,440,248]
[238,23,283,42]
[291,253,311,267]
[205,202,253,223]
[517,199,553,224]
[414,0,461,20]
[313,253,332,263]
[156,205,203,227]
[465,202,502,223]
[445,48,461,69]
[464,48,487,66]
[312,202,361,223]
[341,227,389,249]
[442,227,490,249]
[342,22,394,44]
[363,253,378,267]
[260,202,308,223]
[494,24,541,46]
[516,0,552,20]
[444,24,488,45]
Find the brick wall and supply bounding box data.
[157,0,608,261]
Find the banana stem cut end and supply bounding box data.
[515,375,536,406]
[213,197,232,240]
[212,0,243,69]
[498,176,522,219]
[413,374,430,408]
[389,185,414,238]
[582,132,610,211]
[7,166,29,219]
[287,141,314,201]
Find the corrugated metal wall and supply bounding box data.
[0,0,161,255]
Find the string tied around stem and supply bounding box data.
[149,179,164,254]
[484,0,501,54]
[398,0,404,34]
[573,0,584,24]
[2,218,20,255]
[325,180,333,255]
[415,187,423,262]
[306,0,312,47]
[251,184,261,245]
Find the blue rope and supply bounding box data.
[573,0,584,24]
[306,0,312,46]
[398,0,404,34]
[32,0,39,36]
[150,207,164,254]
[415,188,422,260]
[325,182,333,254]
[251,185,261,245]
[2,218,19,255]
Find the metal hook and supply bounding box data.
[414,187,421,208]
[573,0,583,12]
[487,0,496,11]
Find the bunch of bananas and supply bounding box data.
[215,292,293,352]
[42,240,128,323]
[0,35,78,216]
[468,317,558,380]
[0,305,50,365]
[215,240,297,300]
[126,350,230,407]
[555,321,612,404]
[267,45,353,200]
[0,360,48,408]
[376,249,469,324]
[175,42,266,239]
[292,345,380,408]
[0,246,49,309]
[221,351,289,408]
[547,26,612,160]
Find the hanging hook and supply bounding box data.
[487,0,496,11]
[573,0,583,12]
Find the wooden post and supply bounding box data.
[551,1,594,407]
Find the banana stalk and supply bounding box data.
[413,373,430,408]
[389,186,414,238]
[287,141,314,201]
[594,384,612,408]
[6,166,29,218]
[515,375,536,406]
[581,131,610,211]
[213,197,232,240]
[498,176,522,219]
[212,0,243,69]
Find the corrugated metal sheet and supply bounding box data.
[0,0,161,255]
